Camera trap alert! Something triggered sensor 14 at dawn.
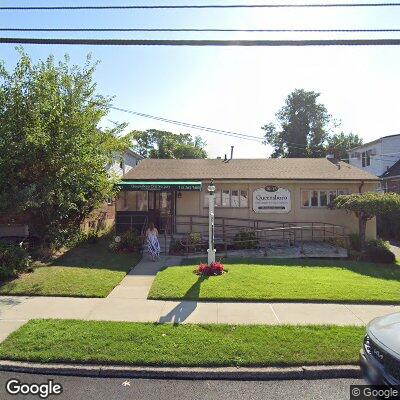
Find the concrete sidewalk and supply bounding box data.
[0,256,399,342]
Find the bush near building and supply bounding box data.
[0,242,32,282]
[234,229,259,249]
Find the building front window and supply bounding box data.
[222,190,230,207]
[240,190,248,208]
[301,189,350,208]
[205,189,248,208]
[231,190,240,207]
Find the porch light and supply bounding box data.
[207,179,216,265]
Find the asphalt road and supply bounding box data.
[0,371,367,400]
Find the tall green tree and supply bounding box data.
[325,131,363,160]
[262,89,331,158]
[0,50,130,247]
[132,129,207,159]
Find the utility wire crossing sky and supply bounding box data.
[0,0,399,158]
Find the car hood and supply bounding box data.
[368,313,400,357]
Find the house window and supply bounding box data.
[221,190,230,207]
[319,191,328,207]
[301,189,350,208]
[205,189,248,208]
[362,150,372,167]
[301,190,310,207]
[240,190,248,208]
[311,191,318,207]
[231,190,240,207]
[328,190,337,204]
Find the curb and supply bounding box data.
[0,361,361,380]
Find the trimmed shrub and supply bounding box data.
[187,232,203,252]
[363,239,396,264]
[234,229,259,249]
[109,229,142,253]
[0,242,32,281]
[169,238,185,255]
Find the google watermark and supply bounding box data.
[350,385,400,399]
[5,378,63,399]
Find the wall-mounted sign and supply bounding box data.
[253,187,291,213]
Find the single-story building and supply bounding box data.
[115,157,379,243]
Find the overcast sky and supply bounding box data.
[1,0,399,158]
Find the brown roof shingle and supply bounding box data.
[123,158,378,181]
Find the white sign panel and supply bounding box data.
[253,186,291,213]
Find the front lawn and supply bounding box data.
[148,258,400,303]
[0,319,364,367]
[0,243,140,298]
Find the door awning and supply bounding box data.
[117,181,203,191]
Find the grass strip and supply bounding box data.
[148,258,400,303]
[0,243,140,298]
[0,319,364,367]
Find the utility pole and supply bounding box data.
[207,179,216,265]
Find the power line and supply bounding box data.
[111,106,265,142]
[2,38,400,46]
[111,106,349,151]
[1,3,400,10]
[2,28,400,33]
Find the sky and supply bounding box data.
[0,0,399,158]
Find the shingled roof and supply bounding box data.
[381,160,400,179]
[123,158,378,181]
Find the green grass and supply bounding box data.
[0,319,364,367]
[0,243,140,297]
[148,258,400,304]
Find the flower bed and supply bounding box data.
[195,262,225,276]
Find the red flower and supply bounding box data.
[195,261,225,276]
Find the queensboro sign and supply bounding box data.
[253,186,291,213]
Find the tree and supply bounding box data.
[0,50,130,247]
[325,132,362,160]
[262,89,331,158]
[262,89,361,160]
[131,129,207,159]
[331,192,400,249]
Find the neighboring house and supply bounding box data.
[106,149,144,178]
[83,149,144,231]
[115,157,378,241]
[347,134,400,193]
[103,149,143,222]
[380,160,400,193]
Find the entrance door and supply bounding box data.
[148,192,175,233]
[158,192,174,234]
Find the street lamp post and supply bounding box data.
[207,179,216,265]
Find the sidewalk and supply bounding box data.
[0,256,399,342]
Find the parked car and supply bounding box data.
[360,313,400,385]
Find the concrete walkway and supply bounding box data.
[0,256,399,342]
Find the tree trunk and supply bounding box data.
[359,214,367,251]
